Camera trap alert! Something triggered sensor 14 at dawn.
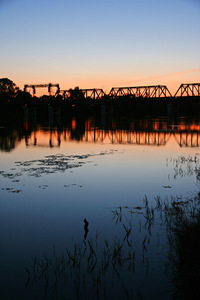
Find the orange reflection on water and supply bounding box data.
[24,122,200,149]
[72,118,76,130]
[2,117,200,153]
[179,124,200,131]
[26,129,65,148]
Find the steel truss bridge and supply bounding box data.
[24,83,200,100]
[109,85,172,98]
[61,88,105,100]
[25,128,200,148]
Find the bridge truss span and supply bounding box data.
[174,83,200,97]
[81,88,105,99]
[109,85,172,99]
[61,88,105,100]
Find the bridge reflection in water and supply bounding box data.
[25,122,200,148]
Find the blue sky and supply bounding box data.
[0,0,199,94]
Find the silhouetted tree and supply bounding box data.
[15,90,32,105]
[0,78,19,94]
[68,87,85,101]
[39,95,52,102]
[0,78,19,103]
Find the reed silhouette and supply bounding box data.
[84,218,89,239]
[24,190,200,299]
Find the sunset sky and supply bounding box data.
[0,0,199,95]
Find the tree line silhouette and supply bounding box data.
[0,78,94,105]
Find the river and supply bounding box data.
[0,111,199,299]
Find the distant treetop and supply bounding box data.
[0,78,19,96]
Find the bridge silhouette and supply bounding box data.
[24,83,200,99]
[61,88,106,100]
[25,127,200,148]
[24,83,60,96]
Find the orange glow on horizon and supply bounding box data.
[14,68,200,97]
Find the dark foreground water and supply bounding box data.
[0,112,200,299]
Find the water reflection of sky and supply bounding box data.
[0,120,200,299]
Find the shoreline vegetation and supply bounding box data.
[173,207,200,300]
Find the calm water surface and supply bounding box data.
[0,114,200,299]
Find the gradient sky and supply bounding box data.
[0,0,199,95]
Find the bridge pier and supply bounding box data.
[48,105,61,126]
[167,102,176,115]
[23,105,37,124]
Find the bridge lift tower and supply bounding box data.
[24,83,60,96]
